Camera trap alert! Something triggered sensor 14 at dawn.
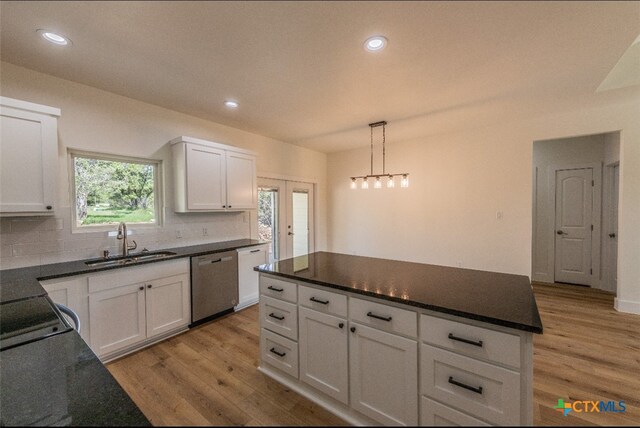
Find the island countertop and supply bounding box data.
[256,251,543,333]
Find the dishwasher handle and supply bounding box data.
[198,256,233,266]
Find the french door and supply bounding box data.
[258,178,314,263]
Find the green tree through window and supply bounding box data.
[73,154,158,227]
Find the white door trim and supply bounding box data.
[601,162,620,294]
[548,162,602,287]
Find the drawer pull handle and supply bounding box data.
[448,333,484,347]
[270,348,286,357]
[310,297,330,305]
[367,311,392,322]
[250,249,261,253]
[269,313,285,321]
[448,376,483,395]
[267,286,284,292]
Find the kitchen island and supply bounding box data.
[256,252,542,426]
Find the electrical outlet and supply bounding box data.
[496,211,504,220]
[176,229,182,239]
[203,227,208,236]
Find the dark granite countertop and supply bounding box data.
[0,238,265,426]
[256,251,543,334]
[0,238,265,304]
[0,329,150,426]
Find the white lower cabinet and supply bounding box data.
[258,274,533,426]
[421,396,490,426]
[89,270,191,357]
[298,307,349,404]
[236,244,268,310]
[89,282,147,357]
[145,273,190,338]
[349,322,418,426]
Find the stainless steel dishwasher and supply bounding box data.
[191,250,239,325]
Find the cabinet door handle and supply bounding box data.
[338,323,344,329]
[366,311,392,322]
[147,284,152,289]
[139,286,144,291]
[250,249,261,253]
[448,376,483,395]
[269,313,285,321]
[448,333,483,347]
[267,286,283,292]
[269,348,286,357]
[310,297,329,305]
[350,326,356,333]
[46,205,53,210]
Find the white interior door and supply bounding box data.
[608,165,619,292]
[258,179,315,262]
[554,168,593,285]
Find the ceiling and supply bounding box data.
[1,1,639,153]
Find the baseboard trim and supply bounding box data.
[101,325,189,363]
[258,365,378,426]
[614,298,640,315]
[234,295,259,311]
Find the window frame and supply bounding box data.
[68,149,163,234]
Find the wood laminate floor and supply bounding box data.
[107,283,640,426]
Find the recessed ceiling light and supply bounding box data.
[37,29,71,46]
[224,100,239,109]
[364,36,387,52]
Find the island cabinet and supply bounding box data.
[170,136,257,212]
[258,273,534,426]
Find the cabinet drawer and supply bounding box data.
[259,275,297,303]
[421,344,520,426]
[349,297,417,338]
[420,314,521,369]
[88,258,189,293]
[299,285,347,318]
[261,328,299,379]
[421,396,490,426]
[260,295,298,340]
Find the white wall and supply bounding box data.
[0,62,327,269]
[327,94,640,314]
[531,134,605,285]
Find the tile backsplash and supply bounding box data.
[0,206,251,270]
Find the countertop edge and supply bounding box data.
[256,268,543,334]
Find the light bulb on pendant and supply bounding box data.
[374,176,382,189]
[350,178,357,190]
[362,177,369,190]
[400,174,409,188]
[387,175,395,188]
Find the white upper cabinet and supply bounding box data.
[0,97,60,215]
[186,144,226,210]
[226,151,257,209]
[171,136,257,212]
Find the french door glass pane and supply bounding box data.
[292,191,309,257]
[258,188,278,262]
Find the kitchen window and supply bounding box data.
[69,151,162,230]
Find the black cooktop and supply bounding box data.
[0,296,73,351]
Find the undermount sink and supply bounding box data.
[85,251,177,267]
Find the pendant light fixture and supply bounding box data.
[350,121,408,190]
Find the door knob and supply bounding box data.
[556,230,566,235]
[609,233,616,238]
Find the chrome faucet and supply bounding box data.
[116,222,137,257]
